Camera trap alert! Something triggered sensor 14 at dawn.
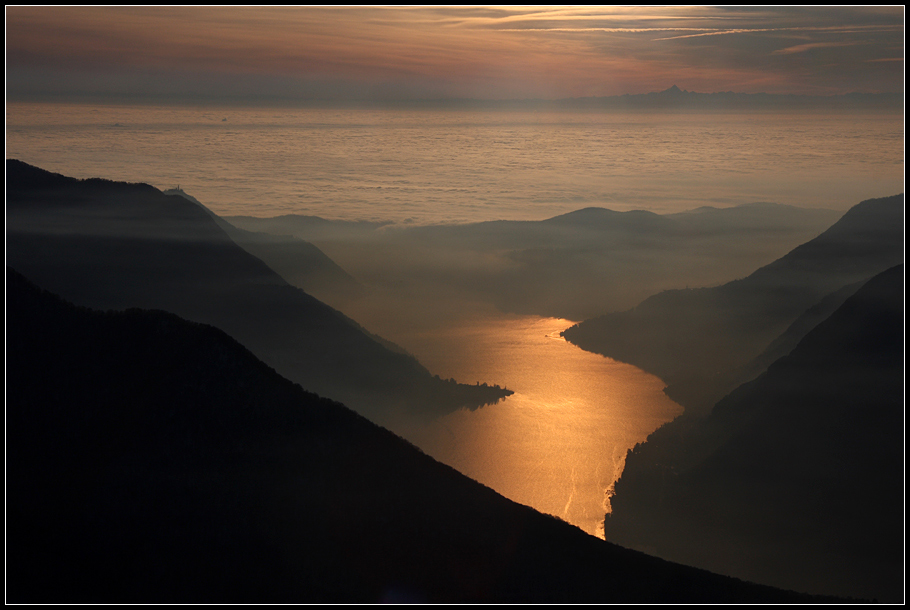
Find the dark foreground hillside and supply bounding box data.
[604,265,904,602]
[6,269,835,603]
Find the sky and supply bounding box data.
[5,6,905,104]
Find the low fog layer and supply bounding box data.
[227,202,840,326]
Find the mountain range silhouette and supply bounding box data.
[6,160,899,602]
[229,199,841,321]
[6,160,510,428]
[563,194,904,601]
[6,268,841,603]
[603,264,904,602]
[562,193,904,385]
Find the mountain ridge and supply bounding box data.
[561,193,904,384]
[5,159,510,427]
[602,264,904,601]
[164,187,365,308]
[229,200,841,321]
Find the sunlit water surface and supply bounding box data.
[390,313,683,538]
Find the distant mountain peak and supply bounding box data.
[664,85,684,94]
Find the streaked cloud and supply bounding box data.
[655,24,902,42]
[5,6,904,104]
[772,42,858,55]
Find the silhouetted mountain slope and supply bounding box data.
[229,202,840,321]
[664,280,866,416]
[6,269,834,603]
[563,194,903,384]
[218,226,364,307]
[603,265,904,602]
[164,187,364,308]
[226,213,390,242]
[665,201,842,236]
[5,160,509,427]
[558,85,903,112]
[363,87,901,112]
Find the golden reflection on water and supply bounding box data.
[398,314,683,539]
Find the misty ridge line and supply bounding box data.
[7,85,903,110]
[561,192,904,384]
[225,200,844,322]
[489,85,904,110]
[226,200,837,233]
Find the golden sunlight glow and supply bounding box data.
[400,314,683,538]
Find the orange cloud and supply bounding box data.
[5,6,904,102]
[772,42,858,55]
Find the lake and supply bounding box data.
[387,311,683,538]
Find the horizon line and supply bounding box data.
[6,85,904,109]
